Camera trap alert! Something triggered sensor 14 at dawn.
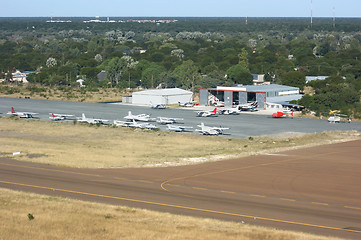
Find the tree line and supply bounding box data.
[0,17,361,117]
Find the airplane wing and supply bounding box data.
[52,113,74,117]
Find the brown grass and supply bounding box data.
[0,84,126,103]
[0,117,360,168]
[0,188,344,240]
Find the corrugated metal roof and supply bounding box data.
[132,88,192,96]
[244,84,299,92]
[267,94,303,103]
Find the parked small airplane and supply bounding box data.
[195,122,229,135]
[195,108,217,117]
[178,101,194,107]
[328,115,341,123]
[7,107,38,118]
[49,113,74,121]
[328,114,349,123]
[150,102,166,109]
[237,101,258,111]
[167,124,193,132]
[156,117,184,124]
[114,119,158,129]
[272,111,294,118]
[113,120,134,127]
[219,108,240,115]
[124,111,155,122]
[77,113,109,124]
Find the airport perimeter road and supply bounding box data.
[1,140,361,239]
[1,97,361,138]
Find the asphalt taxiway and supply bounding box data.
[1,97,361,138]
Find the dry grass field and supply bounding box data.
[1,117,360,168]
[0,188,345,240]
[0,84,126,103]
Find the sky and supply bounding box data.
[1,0,361,18]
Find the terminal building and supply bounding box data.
[199,84,303,109]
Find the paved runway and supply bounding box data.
[1,140,360,239]
[1,97,361,138]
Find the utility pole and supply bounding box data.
[128,72,130,89]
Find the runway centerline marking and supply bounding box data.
[192,187,208,191]
[280,198,296,202]
[1,180,360,234]
[221,190,235,194]
[250,194,265,198]
[345,206,361,210]
[312,202,329,206]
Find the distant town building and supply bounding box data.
[305,76,328,83]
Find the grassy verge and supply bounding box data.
[1,117,360,168]
[0,188,344,240]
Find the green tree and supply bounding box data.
[105,56,138,86]
[173,60,200,90]
[141,64,166,88]
[280,71,306,89]
[226,64,253,85]
[238,48,249,68]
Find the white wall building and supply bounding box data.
[132,88,193,105]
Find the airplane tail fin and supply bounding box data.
[52,113,56,118]
[82,113,86,119]
[291,111,294,117]
[11,107,15,113]
[211,108,217,114]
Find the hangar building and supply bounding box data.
[199,84,303,109]
[132,88,193,105]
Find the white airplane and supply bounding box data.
[156,117,184,124]
[328,114,349,123]
[178,101,194,107]
[195,122,230,135]
[77,113,109,124]
[219,108,240,115]
[195,108,217,117]
[7,107,38,118]
[114,119,158,129]
[328,115,341,123]
[49,113,74,121]
[167,125,193,132]
[113,120,133,127]
[150,102,166,109]
[124,111,155,122]
[237,101,258,111]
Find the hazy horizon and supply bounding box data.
[2,0,361,18]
